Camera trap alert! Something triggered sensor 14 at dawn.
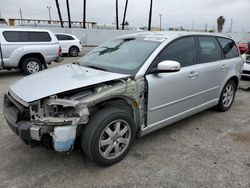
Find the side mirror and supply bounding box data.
[157,60,181,72]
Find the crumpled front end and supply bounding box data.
[4,77,145,153]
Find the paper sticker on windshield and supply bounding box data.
[144,37,166,42]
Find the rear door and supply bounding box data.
[194,36,226,102]
[217,37,243,76]
[56,34,74,53]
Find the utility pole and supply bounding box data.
[122,0,129,30]
[47,6,52,22]
[66,0,71,28]
[230,19,233,33]
[116,0,119,30]
[191,22,194,31]
[205,23,208,32]
[159,14,162,31]
[82,0,86,28]
[19,8,23,21]
[55,0,64,28]
[148,0,153,31]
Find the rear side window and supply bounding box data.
[3,31,51,42]
[56,34,74,41]
[28,32,51,42]
[217,37,239,58]
[198,36,222,63]
[157,37,197,67]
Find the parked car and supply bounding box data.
[0,28,63,74]
[241,53,250,77]
[55,33,82,57]
[237,39,250,54]
[3,32,243,166]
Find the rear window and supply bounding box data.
[3,31,51,42]
[217,37,239,58]
[56,34,74,41]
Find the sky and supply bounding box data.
[0,0,249,32]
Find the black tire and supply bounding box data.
[81,107,136,166]
[69,46,79,57]
[216,80,236,112]
[22,57,43,75]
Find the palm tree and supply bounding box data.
[55,0,63,28]
[116,0,119,30]
[217,16,225,33]
[122,0,129,30]
[83,0,86,28]
[148,0,153,31]
[66,0,71,28]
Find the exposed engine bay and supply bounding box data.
[11,77,146,152]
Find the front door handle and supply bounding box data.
[188,71,199,78]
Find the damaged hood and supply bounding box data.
[10,64,129,102]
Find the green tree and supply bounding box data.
[217,16,225,33]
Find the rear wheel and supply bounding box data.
[22,57,43,75]
[81,107,136,166]
[69,46,79,57]
[216,80,236,111]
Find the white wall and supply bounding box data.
[48,28,140,46]
[2,26,250,45]
[48,28,250,45]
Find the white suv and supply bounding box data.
[55,33,82,57]
[0,28,63,74]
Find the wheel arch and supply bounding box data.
[18,53,46,69]
[89,97,141,133]
[69,45,80,53]
[229,76,239,88]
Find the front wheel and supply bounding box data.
[216,80,236,111]
[81,107,136,166]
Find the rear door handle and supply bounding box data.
[221,65,228,70]
[188,71,199,78]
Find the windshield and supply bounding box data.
[79,38,160,75]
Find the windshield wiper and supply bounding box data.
[83,64,109,72]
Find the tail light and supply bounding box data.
[58,46,62,55]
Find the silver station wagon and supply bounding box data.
[3,32,243,166]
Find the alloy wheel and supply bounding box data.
[99,119,131,160]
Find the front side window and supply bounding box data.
[217,37,239,58]
[79,38,160,75]
[3,31,20,42]
[156,37,197,67]
[198,36,222,63]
